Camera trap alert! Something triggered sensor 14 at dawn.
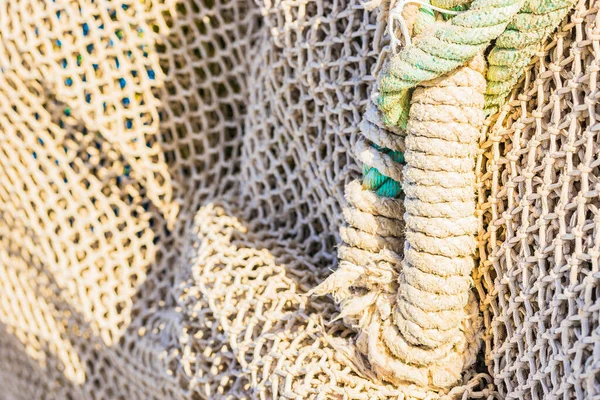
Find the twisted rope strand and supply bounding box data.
[386,56,486,387]
[378,0,522,127]
[484,0,578,112]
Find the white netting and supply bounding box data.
[0,0,598,398]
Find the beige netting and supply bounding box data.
[0,0,598,398]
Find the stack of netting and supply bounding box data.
[0,0,598,398]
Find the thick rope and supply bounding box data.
[377,0,523,128]
[485,0,578,113]
[314,56,486,390]
[316,0,577,392]
[387,56,485,387]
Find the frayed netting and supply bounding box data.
[0,0,598,399]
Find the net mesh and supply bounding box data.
[0,0,598,398]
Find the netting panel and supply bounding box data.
[475,1,600,397]
[0,0,598,398]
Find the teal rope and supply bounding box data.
[362,90,412,198]
[362,144,406,197]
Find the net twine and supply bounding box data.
[0,0,596,398]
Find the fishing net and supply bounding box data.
[0,0,598,398]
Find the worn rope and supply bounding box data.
[485,0,578,113]
[315,55,486,389]
[388,55,486,387]
[315,4,488,390]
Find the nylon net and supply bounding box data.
[0,0,598,398]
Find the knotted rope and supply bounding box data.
[315,0,577,392]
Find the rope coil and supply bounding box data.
[314,57,486,389]
[315,0,579,392]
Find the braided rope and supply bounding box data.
[485,0,578,113]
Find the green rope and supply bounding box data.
[377,0,523,127]
[484,0,577,113]
[362,0,574,198]
[431,0,474,8]
[413,3,437,37]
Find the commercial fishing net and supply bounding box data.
[0,0,598,398]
